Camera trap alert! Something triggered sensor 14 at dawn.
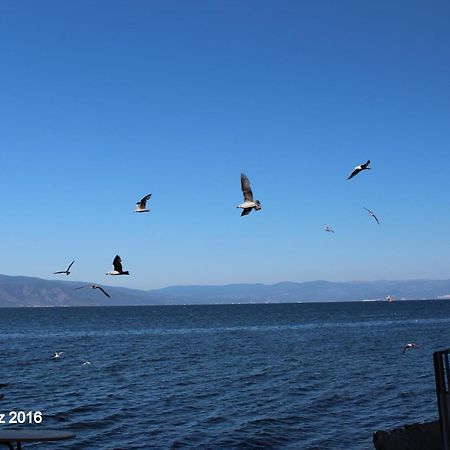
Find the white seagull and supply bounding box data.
[82,361,92,366]
[54,260,75,275]
[364,207,380,225]
[386,295,393,303]
[237,173,261,216]
[75,284,110,298]
[53,351,64,358]
[134,194,152,213]
[347,160,371,180]
[106,255,130,276]
[402,343,419,354]
[324,225,335,233]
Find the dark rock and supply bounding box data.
[373,420,441,450]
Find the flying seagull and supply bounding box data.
[106,255,130,275]
[347,160,371,180]
[75,284,111,298]
[364,207,380,225]
[54,260,75,275]
[134,194,152,213]
[386,295,393,303]
[53,352,63,359]
[324,225,335,233]
[237,173,261,216]
[82,361,92,366]
[402,343,419,354]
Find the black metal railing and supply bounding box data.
[434,349,450,450]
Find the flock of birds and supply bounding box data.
[50,160,418,355]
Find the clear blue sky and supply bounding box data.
[1,1,449,289]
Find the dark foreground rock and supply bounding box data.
[373,421,441,450]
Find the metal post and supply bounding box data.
[434,350,450,450]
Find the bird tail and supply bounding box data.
[122,271,130,275]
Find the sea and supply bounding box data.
[1,300,449,449]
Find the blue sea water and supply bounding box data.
[0,300,449,449]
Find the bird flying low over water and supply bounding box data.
[82,361,92,366]
[324,225,335,233]
[53,352,63,358]
[364,207,380,225]
[106,255,130,275]
[237,173,261,216]
[134,194,152,213]
[347,160,371,180]
[402,343,419,354]
[75,284,111,298]
[386,295,393,303]
[54,260,75,275]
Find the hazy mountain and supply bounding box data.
[2,274,450,307]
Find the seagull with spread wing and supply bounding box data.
[237,173,261,216]
[134,194,152,213]
[75,284,111,298]
[402,343,419,354]
[106,255,130,275]
[324,225,335,233]
[364,207,380,225]
[347,160,371,180]
[54,260,75,275]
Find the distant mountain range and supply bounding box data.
[2,274,450,307]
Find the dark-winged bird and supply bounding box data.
[324,225,335,233]
[134,194,152,213]
[347,160,371,180]
[75,284,111,298]
[402,343,418,354]
[364,207,380,225]
[106,255,130,275]
[54,260,75,275]
[237,173,261,216]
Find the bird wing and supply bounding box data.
[54,271,65,274]
[75,286,88,290]
[362,160,371,168]
[113,255,123,272]
[67,260,75,271]
[402,346,407,354]
[241,208,253,216]
[364,207,380,224]
[241,173,254,202]
[97,286,111,298]
[138,194,152,208]
[347,168,360,180]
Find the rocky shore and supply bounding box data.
[373,421,441,450]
